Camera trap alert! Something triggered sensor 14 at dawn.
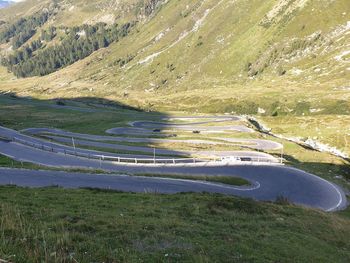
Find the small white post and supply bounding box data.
[72,137,76,155]
[153,147,156,164]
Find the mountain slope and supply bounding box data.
[0,1,11,8]
[0,0,349,115]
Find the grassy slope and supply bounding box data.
[0,1,348,154]
[0,94,136,133]
[0,0,348,108]
[261,115,350,155]
[0,186,350,262]
[0,0,49,19]
[0,2,349,261]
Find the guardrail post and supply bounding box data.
[173,159,175,164]
[135,158,137,164]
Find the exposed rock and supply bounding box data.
[258,108,266,114]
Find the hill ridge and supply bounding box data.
[0,0,348,116]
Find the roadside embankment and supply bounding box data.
[246,116,349,161]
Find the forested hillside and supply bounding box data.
[0,0,348,116]
[1,20,135,77]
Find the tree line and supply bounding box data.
[0,11,51,49]
[2,22,136,78]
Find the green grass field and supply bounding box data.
[261,115,350,156]
[138,174,250,187]
[0,154,41,170]
[0,94,162,134]
[0,93,349,263]
[0,186,349,263]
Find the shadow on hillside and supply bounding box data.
[1,91,349,174]
[0,91,194,158]
[0,91,143,112]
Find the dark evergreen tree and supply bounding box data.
[0,11,51,48]
[1,22,136,78]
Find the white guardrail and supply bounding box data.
[11,137,283,165]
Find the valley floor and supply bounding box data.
[0,94,349,262]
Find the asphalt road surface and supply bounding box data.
[0,116,347,212]
[24,128,282,151]
[0,136,346,212]
[22,115,282,161]
[0,166,346,212]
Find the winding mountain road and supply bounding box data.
[0,165,346,212]
[0,116,347,212]
[22,116,281,160]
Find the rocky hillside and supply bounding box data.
[0,0,349,114]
